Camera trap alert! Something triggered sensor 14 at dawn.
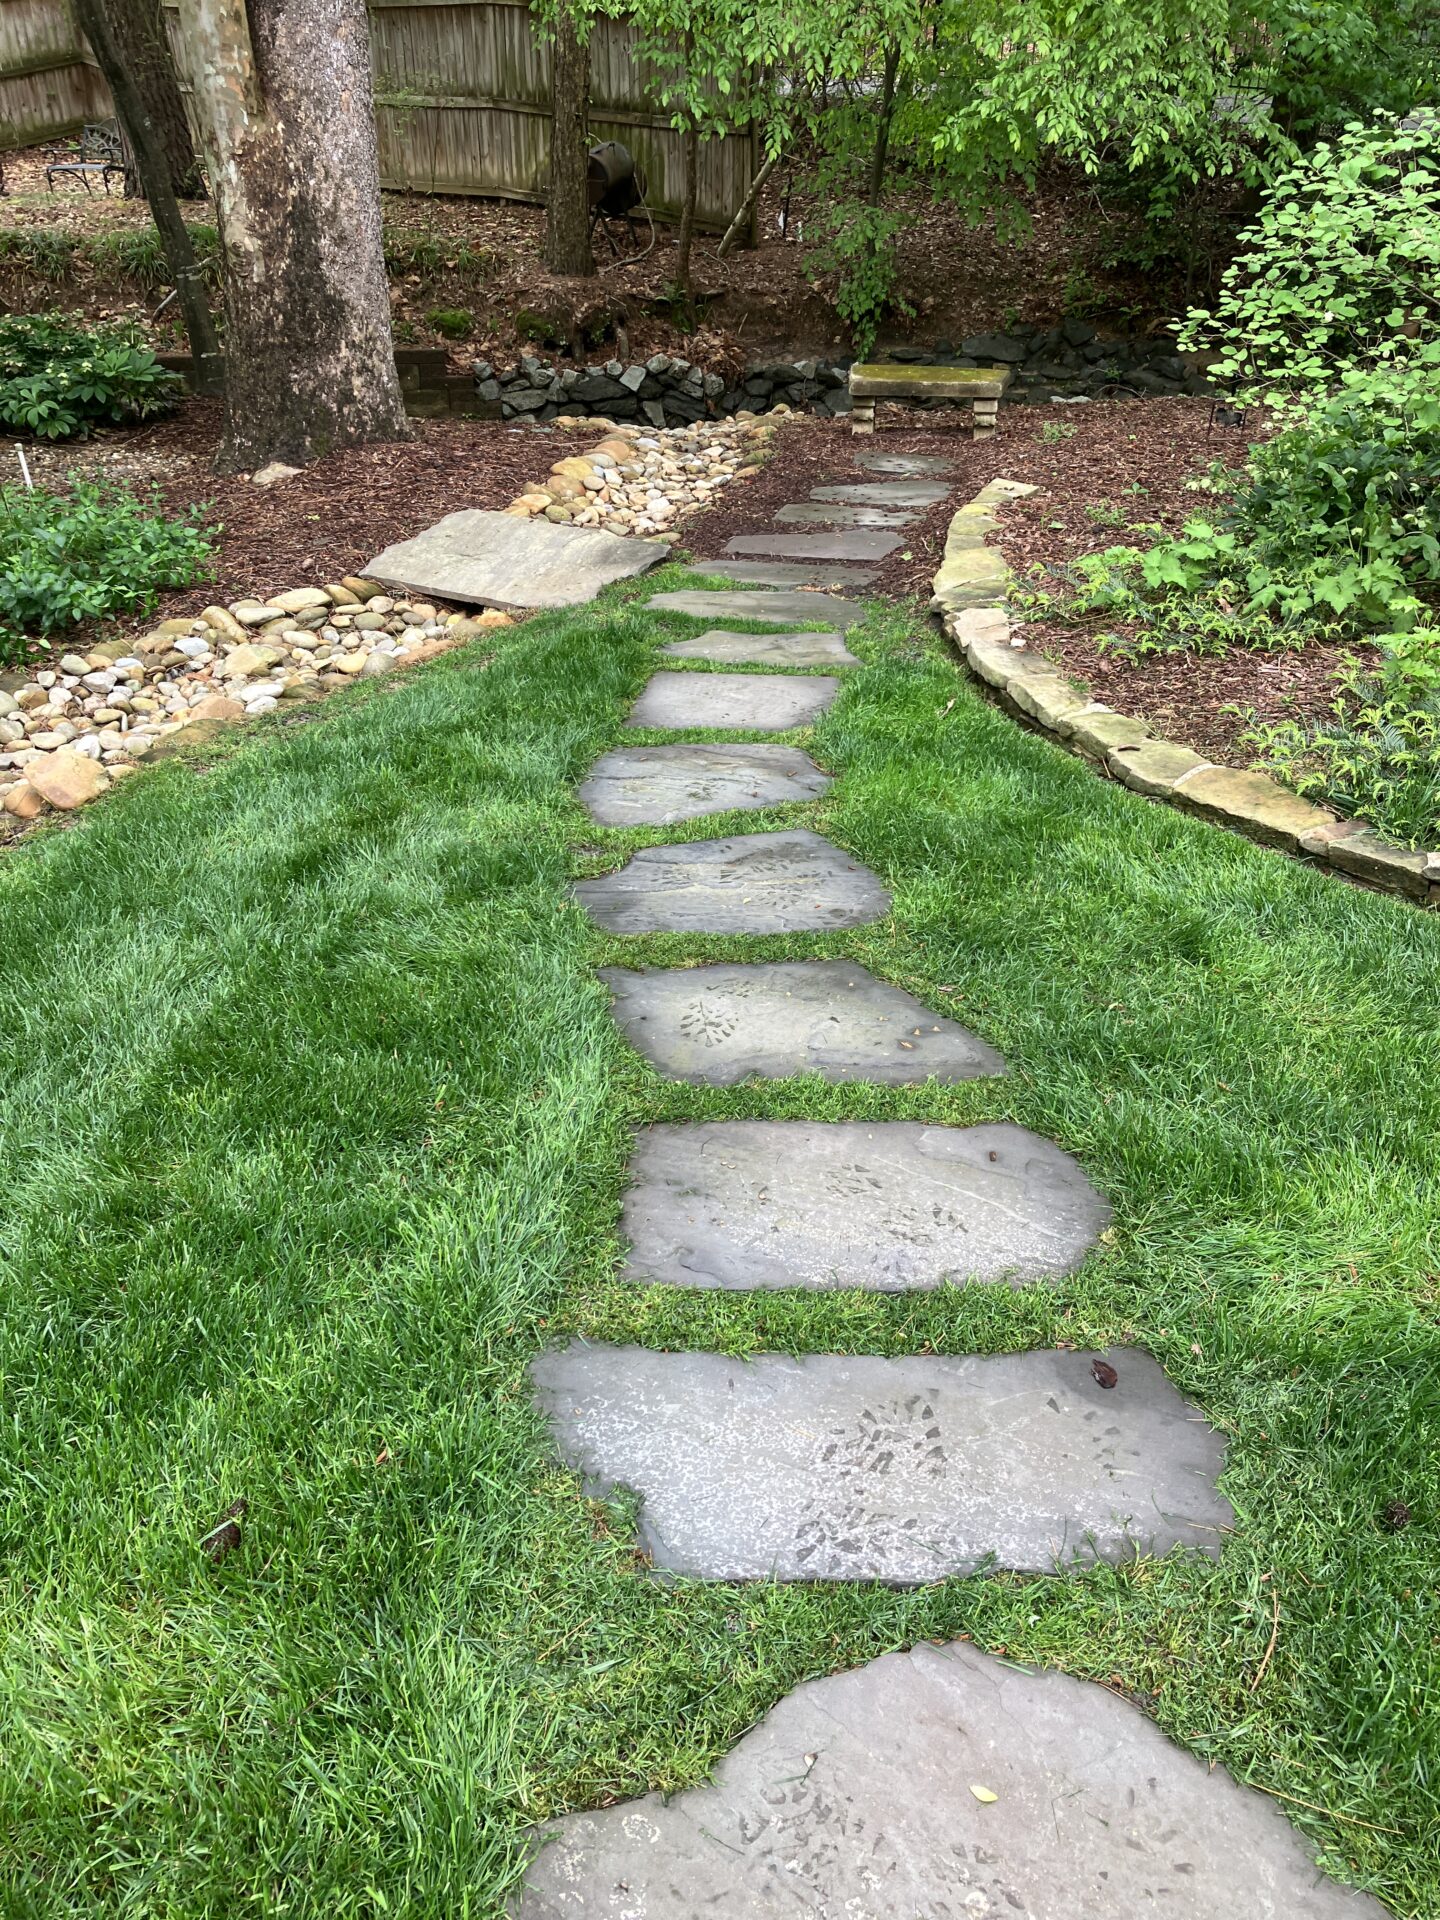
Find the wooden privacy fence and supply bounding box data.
[0,0,108,149]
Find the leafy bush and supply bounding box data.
[0,479,213,664]
[1244,630,1440,847]
[807,203,913,359]
[0,314,183,440]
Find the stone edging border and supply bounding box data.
[931,485,1440,908]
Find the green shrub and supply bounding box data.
[0,314,183,440]
[806,202,913,360]
[0,479,213,664]
[425,306,474,340]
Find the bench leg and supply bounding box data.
[973,399,999,439]
[851,399,875,437]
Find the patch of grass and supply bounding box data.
[1,579,1437,1916]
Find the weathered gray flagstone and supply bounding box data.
[702,558,881,588]
[575,830,890,934]
[600,960,1004,1084]
[364,509,661,611]
[811,479,949,507]
[724,529,903,561]
[857,450,957,475]
[511,1639,1385,1919]
[774,502,918,527]
[646,589,864,628]
[627,671,840,731]
[579,746,831,827]
[530,1343,1232,1580]
[660,628,861,668]
[621,1121,1108,1290]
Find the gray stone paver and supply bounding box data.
[531,1343,1231,1580]
[660,628,861,667]
[511,1639,1385,1918]
[811,480,949,507]
[627,671,840,731]
[364,510,661,610]
[621,1120,1110,1290]
[579,746,831,827]
[600,960,1003,1083]
[702,558,881,588]
[646,590,864,628]
[774,502,918,527]
[856,451,957,475]
[574,830,890,934]
[724,529,903,562]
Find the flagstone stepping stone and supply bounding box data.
[702,558,880,588]
[724,530,903,562]
[774,502,918,527]
[811,479,950,507]
[599,961,1004,1084]
[579,747,831,827]
[646,590,864,628]
[530,1343,1231,1581]
[575,830,890,935]
[621,1121,1109,1290]
[511,1638,1385,1919]
[661,628,861,668]
[364,509,661,611]
[857,450,957,475]
[627,672,840,731]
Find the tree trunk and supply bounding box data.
[675,121,699,293]
[173,0,410,470]
[97,0,203,198]
[545,4,594,276]
[71,0,222,390]
[718,146,779,259]
[868,42,901,206]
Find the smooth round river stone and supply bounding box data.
[574,830,890,935]
[626,671,840,731]
[620,1120,1109,1289]
[579,745,830,827]
[600,960,1004,1083]
[531,1343,1232,1580]
[661,628,861,668]
[512,1639,1386,1918]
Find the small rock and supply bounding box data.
[201,605,250,645]
[340,576,384,600]
[361,650,397,677]
[26,748,110,809]
[3,780,43,820]
[59,654,90,676]
[189,694,246,723]
[232,603,284,628]
[251,461,301,488]
[218,642,285,679]
[0,690,18,717]
[335,651,368,675]
[354,611,387,631]
[267,587,331,614]
[324,583,362,606]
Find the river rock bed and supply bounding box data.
[505,412,776,537]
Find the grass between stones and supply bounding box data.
[2,569,1438,1917]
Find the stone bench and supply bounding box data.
[848,363,1010,438]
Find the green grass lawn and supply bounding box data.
[2,572,1438,1917]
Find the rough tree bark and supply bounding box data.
[173,0,410,470]
[98,0,203,198]
[545,4,594,276]
[868,42,901,206]
[70,0,222,389]
[673,29,698,293]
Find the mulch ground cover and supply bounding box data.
[684,398,1352,769]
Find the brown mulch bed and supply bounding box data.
[682,398,1353,770]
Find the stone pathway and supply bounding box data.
[511,461,1382,1914]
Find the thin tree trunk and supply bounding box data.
[718,146,780,259]
[868,42,901,206]
[675,124,699,292]
[174,0,410,470]
[71,0,222,391]
[98,0,202,198]
[545,4,594,276]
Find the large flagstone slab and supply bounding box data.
[811,479,949,507]
[774,502,918,528]
[627,671,840,731]
[530,1343,1232,1580]
[621,1121,1109,1290]
[702,558,881,588]
[574,830,890,934]
[857,450,957,475]
[661,628,861,667]
[724,529,903,561]
[646,589,864,628]
[599,960,1004,1084]
[364,509,661,611]
[511,1639,1384,1918]
[579,746,830,827]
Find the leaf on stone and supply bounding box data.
[1091,1359,1119,1389]
[969,1783,999,1803]
[200,1496,247,1563]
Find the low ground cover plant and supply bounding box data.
[0,314,183,440]
[0,478,213,663]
